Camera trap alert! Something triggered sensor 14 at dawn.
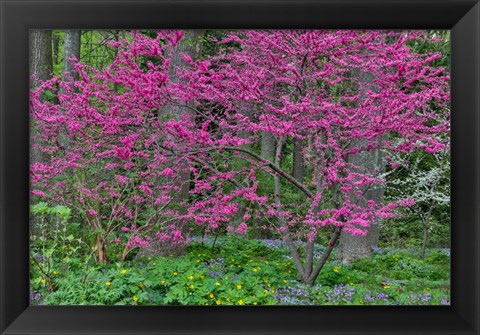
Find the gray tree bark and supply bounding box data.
[62,30,81,91]
[30,30,53,87]
[292,139,306,183]
[138,30,204,258]
[338,145,384,263]
[261,132,276,162]
[168,30,203,205]
[337,54,386,264]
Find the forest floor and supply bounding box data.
[30,237,450,306]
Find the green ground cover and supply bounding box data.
[30,236,450,306]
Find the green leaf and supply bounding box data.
[31,202,49,214]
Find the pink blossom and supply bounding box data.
[87,209,98,216]
[31,189,48,198]
[159,168,175,177]
[236,222,248,234]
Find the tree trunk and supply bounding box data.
[95,235,108,264]
[30,30,53,86]
[337,45,386,264]
[30,30,53,165]
[138,30,204,258]
[306,227,343,286]
[257,131,276,239]
[420,219,428,260]
[420,203,435,260]
[338,145,384,263]
[261,132,276,162]
[292,139,306,183]
[58,30,81,148]
[168,30,203,206]
[62,30,81,92]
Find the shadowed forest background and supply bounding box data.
[30,30,450,306]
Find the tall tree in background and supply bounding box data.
[62,30,81,92]
[337,33,407,263]
[30,30,53,87]
[337,59,385,263]
[338,142,385,263]
[292,139,306,183]
[58,31,81,157]
[261,133,276,162]
[138,30,205,257]
[167,30,203,206]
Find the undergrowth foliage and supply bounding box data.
[30,236,450,306]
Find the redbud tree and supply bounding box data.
[31,30,449,284]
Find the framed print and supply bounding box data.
[1,0,479,334]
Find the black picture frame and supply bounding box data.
[1,0,479,334]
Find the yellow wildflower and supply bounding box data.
[209,293,214,299]
[173,272,178,276]
[253,268,258,272]
[138,283,144,288]
[383,285,391,289]
[253,302,258,305]
[237,284,242,290]
[226,297,231,302]
[105,281,111,286]
[215,282,221,286]
[121,269,127,274]
[333,266,341,273]
[188,275,194,280]
[189,284,195,289]
[283,280,288,283]
[53,271,58,275]
[132,296,138,302]
[161,280,166,284]
[216,300,222,305]
[200,275,204,279]
[41,279,46,284]
[238,300,244,305]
